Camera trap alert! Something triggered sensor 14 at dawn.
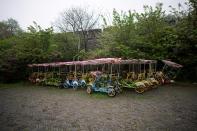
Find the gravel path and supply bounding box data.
[0,83,197,131]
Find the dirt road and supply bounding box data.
[0,83,197,131]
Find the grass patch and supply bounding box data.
[88,92,109,99]
[0,82,24,89]
[0,82,41,89]
[75,88,110,99]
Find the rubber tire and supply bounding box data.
[63,83,69,89]
[135,85,145,94]
[108,88,116,97]
[86,85,92,94]
[73,84,78,90]
[81,82,86,88]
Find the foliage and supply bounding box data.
[0,18,22,39]
[0,1,196,82]
[95,1,197,81]
[0,22,78,82]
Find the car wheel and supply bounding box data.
[81,82,86,88]
[63,83,69,88]
[135,85,145,94]
[87,85,92,94]
[73,84,78,90]
[108,88,116,97]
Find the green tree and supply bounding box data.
[0,18,22,39]
[51,32,78,61]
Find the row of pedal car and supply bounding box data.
[28,71,170,97]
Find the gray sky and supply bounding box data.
[0,0,187,29]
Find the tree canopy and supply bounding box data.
[0,1,196,82]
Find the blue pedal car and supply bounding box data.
[62,79,86,89]
[86,71,116,97]
[59,72,86,89]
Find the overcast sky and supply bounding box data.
[0,0,187,29]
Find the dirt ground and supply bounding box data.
[0,83,197,131]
